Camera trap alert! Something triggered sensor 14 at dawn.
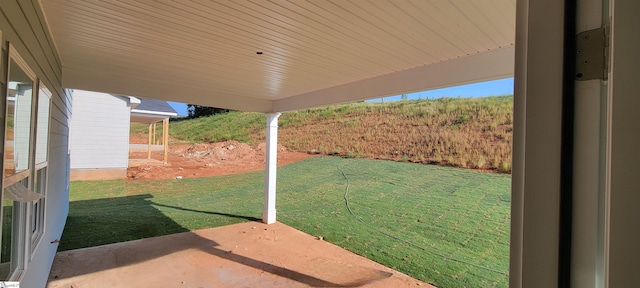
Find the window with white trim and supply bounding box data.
[1,46,36,280]
[29,83,50,253]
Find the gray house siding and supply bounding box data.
[70,91,131,171]
[0,1,71,286]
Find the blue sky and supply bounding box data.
[168,101,189,116]
[169,77,514,116]
[367,77,514,102]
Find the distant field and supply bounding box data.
[63,157,511,288]
[133,96,513,172]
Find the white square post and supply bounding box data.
[263,112,281,224]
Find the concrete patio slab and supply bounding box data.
[47,221,434,288]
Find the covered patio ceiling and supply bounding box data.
[41,0,515,113]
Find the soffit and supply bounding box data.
[40,0,516,112]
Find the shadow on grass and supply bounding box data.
[52,194,355,287]
[59,194,189,251]
[59,194,259,251]
[150,202,260,222]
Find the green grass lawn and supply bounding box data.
[63,157,510,288]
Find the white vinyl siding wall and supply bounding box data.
[70,91,131,169]
[0,0,72,286]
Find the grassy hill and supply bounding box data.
[132,96,513,172]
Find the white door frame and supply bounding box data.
[513,0,640,287]
[604,0,640,286]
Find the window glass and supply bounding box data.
[35,85,50,164]
[0,190,12,279]
[4,58,34,178]
[29,167,46,250]
[0,180,26,279]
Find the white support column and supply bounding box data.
[263,112,281,224]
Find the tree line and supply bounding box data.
[186,104,230,119]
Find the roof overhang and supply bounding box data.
[128,96,141,109]
[130,109,178,124]
[41,0,515,112]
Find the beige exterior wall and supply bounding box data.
[70,168,127,181]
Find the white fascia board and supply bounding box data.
[62,67,273,112]
[130,113,169,124]
[272,46,515,112]
[129,96,141,109]
[131,109,177,117]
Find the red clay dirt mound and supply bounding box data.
[128,141,313,181]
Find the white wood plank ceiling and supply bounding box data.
[40,0,516,112]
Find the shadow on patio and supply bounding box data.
[48,194,432,287]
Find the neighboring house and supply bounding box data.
[69,90,133,180]
[70,91,177,180]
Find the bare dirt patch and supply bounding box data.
[128,140,314,181]
[129,132,150,144]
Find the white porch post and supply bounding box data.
[263,112,281,224]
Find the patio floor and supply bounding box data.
[47,221,434,287]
